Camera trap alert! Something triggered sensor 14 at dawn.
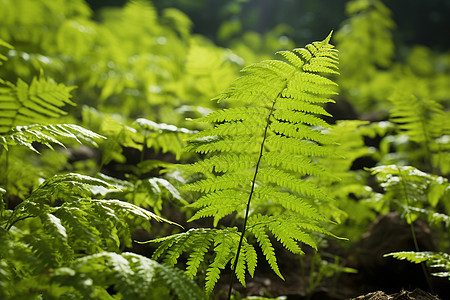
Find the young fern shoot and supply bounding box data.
[151,33,340,296]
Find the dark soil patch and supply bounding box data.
[351,289,441,300]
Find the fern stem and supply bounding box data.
[397,166,434,293]
[227,96,278,300]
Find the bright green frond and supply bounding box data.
[186,136,262,154]
[46,252,206,300]
[270,120,331,143]
[0,123,104,152]
[166,34,339,291]
[27,173,116,203]
[149,228,241,294]
[243,241,257,277]
[195,120,265,139]
[188,189,248,225]
[0,76,75,134]
[205,230,239,294]
[272,109,330,127]
[200,106,269,124]
[277,97,333,116]
[185,231,215,279]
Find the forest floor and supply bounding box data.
[207,212,449,300]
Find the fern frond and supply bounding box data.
[370,165,449,223]
[252,187,328,221]
[185,230,215,279]
[265,135,333,157]
[46,252,206,300]
[135,118,197,159]
[27,173,116,204]
[0,76,75,134]
[149,227,243,294]
[261,152,331,178]
[257,167,330,199]
[184,172,252,193]
[388,87,450,174]
[385,251,450,279]
[205,229,239,293]
[388,90,442,145]
[0,122,104,153]
[7,173,180,256]
[243,241,257,277]
[160,34,339,292]
[247,216,283,279]
[186,153,257,173]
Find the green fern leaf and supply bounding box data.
[205,230,238,294]
[248,216,283,279]
[0,122,104,153]
[0,76,75,134]
[370,165,449,224]
[243,240,257,277]
[388,88,450,174]
[385,251,450,279]
[158,33,340,292]
[27,173,116,203]
[185,230,215,279]
[149,228,241,294]
[46,252,206,300]
[7,173,180,256]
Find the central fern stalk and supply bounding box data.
[227,91,281,299]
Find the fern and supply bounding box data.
[0,75,75,134]
[388,89,450,175]
[135,117,197,160]
[149,227,243,294]
[0,123,103,153]
[369,165,449,224]
[1,172,185,299]
[49,252,206,300]
[385,251,450,280]
[6,173,177,250]
[0,43,107,204]
[0,250,205,299]
[151,33,340,295]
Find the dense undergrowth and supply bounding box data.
[0,0,449,299]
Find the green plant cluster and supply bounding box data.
[0,0,449,299]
